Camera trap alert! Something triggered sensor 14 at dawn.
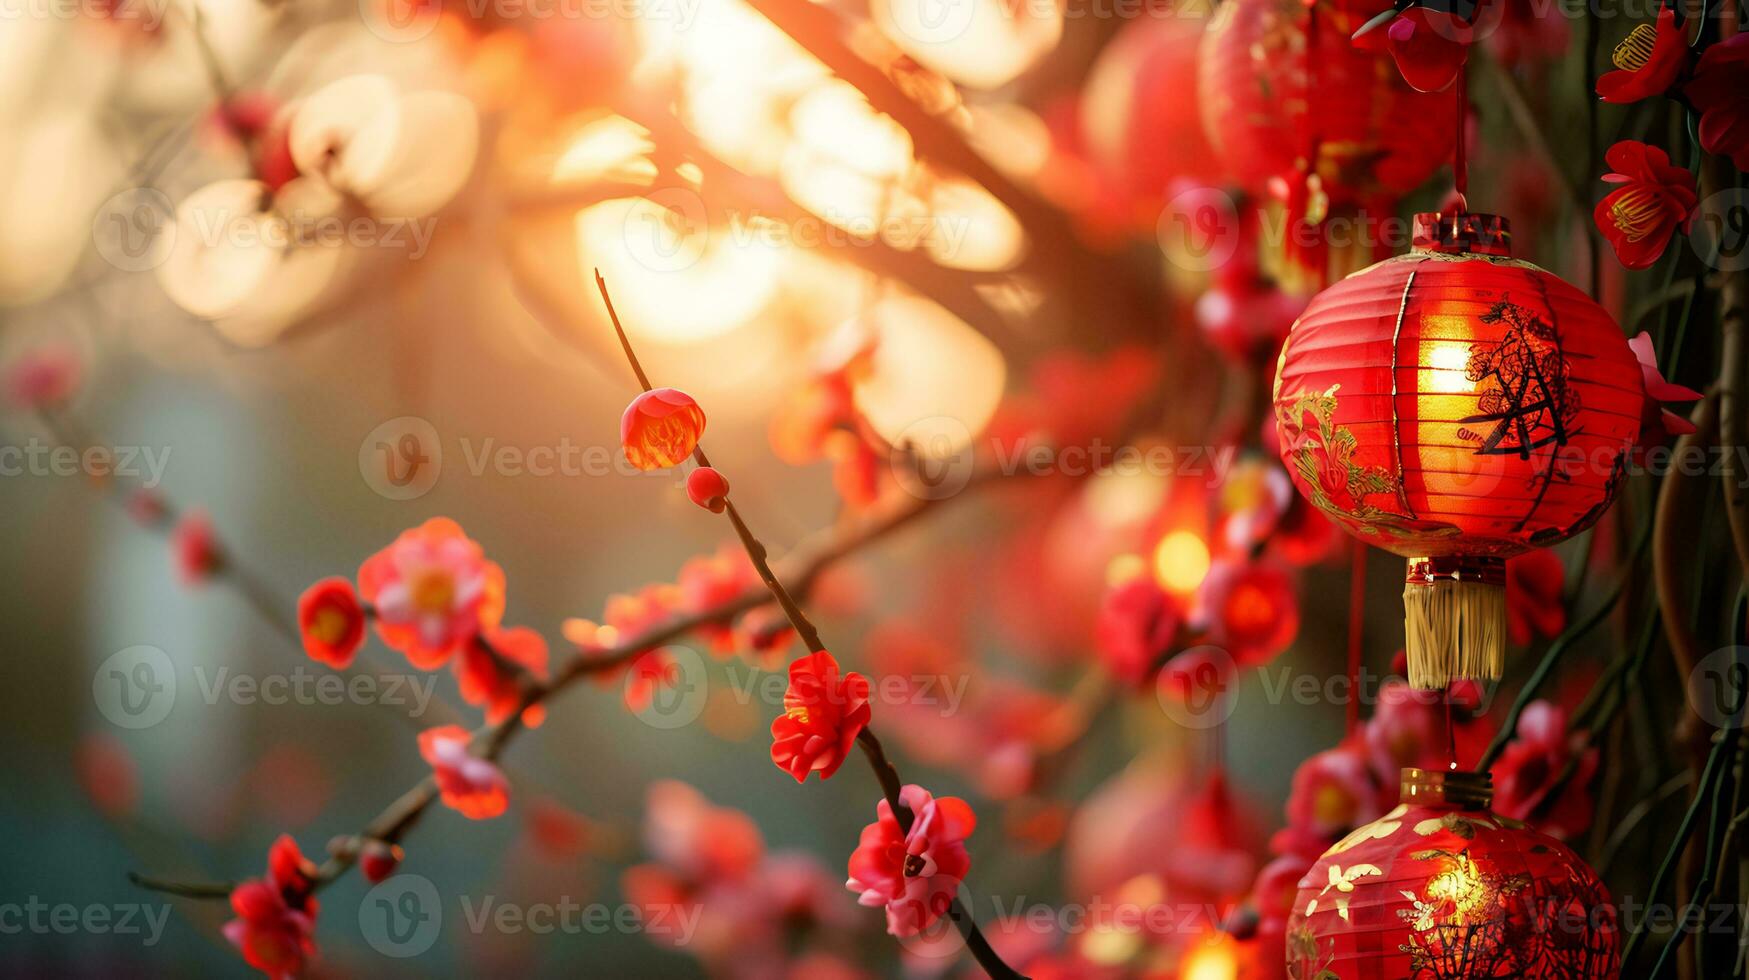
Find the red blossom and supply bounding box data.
[1491,701,1598,840]
[171,510,224,586]
[1596,7,1689,104]
[456,626,549,726]
[686,466,731,513]
[1277,744,1380,856]
[769,651,871,783]
[1594,140,1697,270]
[1093,576,1182,685]
[358,840,403,883]
[1686,33,1749,170]
[643,780,764,883]
[676,547,758,656]
[4,345,80,410]
[621,387,706,470]
[1204,560,1299,666]
[846,784,976,937]
[1506,550,1567,647]
[357,517,505,670]
[1353,1,1480,93]
[1630,329,1703,444]
[418,725,510,820]
[224,835,318,979]
[296,577,365,669]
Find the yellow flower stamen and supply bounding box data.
[1612,23,1657,71]
[1610,186,1662,242]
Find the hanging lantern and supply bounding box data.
[1199,0,1456,203]
[1273,212,1640,688]
[1081,2,1220,222]
[1287,767,1619,978]
[1198,0,1458,284]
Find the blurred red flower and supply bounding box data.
[358,517,505,670]
[677,547,758,656]
[1685,33,1749,169]
[1491,701,1599,840]
[770,651,871,783]
[171,510,224,586]
[224,835,318,979]
[621,387,706,471]
[419,725,510,820]
[3,345,80,410]
[1277,745,1380,855]
[643,780,764,883]
[1506,550,1567,647]
[456,625,549,726]
[1093,576,1182,685]
[1204,560,1299,666]
[846,784,976,937]
[1594,140,1696,270]
[296,577,365,669]
[1596,8,1688,104]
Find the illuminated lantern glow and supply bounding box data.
[1288,767,1619,979]
[1273,213,1641,688]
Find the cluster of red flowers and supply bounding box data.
[223,836,319,979]
[1586,7,1749,267]
[1093,458,1331,691]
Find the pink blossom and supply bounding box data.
[846,784,975,937]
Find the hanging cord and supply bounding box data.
[1452,63,1469,214]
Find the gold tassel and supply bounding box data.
[1402,556,1506,690]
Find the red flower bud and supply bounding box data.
[359,840,404,883]
[621,387,706,471]
[686,467,730,513]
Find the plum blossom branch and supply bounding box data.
[594,274,1026,980]
[131,446,1014,901]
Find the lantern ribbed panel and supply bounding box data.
[1288,801,1619,978]
[1273,252,1642,559]
[1197,0,1457,202]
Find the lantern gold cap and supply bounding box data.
[1400,767,1494,810]
[1412,211,1513,258]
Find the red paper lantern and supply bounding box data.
[1272,212,1641,688]
[1198,0,1457,206]
[1288,767,1619,979]
[1081,7,1220,216]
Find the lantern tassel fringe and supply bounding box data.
[1403,577,1504,690]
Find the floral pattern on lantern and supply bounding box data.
[1287,768,1618,979]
